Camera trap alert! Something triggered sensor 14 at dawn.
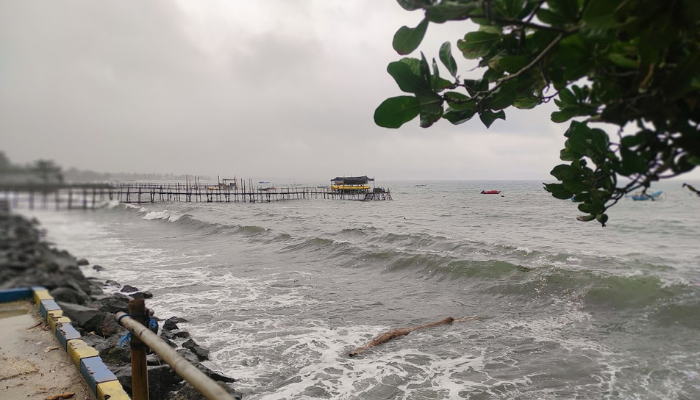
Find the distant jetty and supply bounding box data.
[0,177,392,209]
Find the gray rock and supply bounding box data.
[97,312,127,338]
[160,336,178,349]
[105,279,121,288]
[121,284,139,293]
[176,349,235,383]
[57,301,106,332]
[116,365,184,400]
[96,295,130,314]
[163,318,180,331]
[77,257,90,266]
[168,382,242,400]
[49,287,89,305]
[132,291,153,300]
[100,344,130,366]
[182,339,209,361]
[93,265,105,271]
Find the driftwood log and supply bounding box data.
[348,316,478,357]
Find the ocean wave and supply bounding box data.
[143,210,187,222]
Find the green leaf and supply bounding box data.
[493,0,525,19]
[550,164,580,180]
[513,96,539,109]
[620,147,647,174]
[374,96,421,128]
[558,88,577,106]
[445,91,475,111]
[432,58,440,89]
[479,110,506,128]
[400,58,421,76]
[419,52,432,89]
[559,147,580,161]
[608,53,638,69]
[387,62,430,94]
[595,213,608,227]
[464,79,488,96]
[543,183,574,200]
[578,203,593,213]
[425,3,479,23]
[582,0,626,29]
[497,55,529,74]
[536,8,569,26]
[396,0,431,11]
[551,109,577,123]
[620,133,647,148]
[434,77,455,91]
[420,111,442,128]
[487,81,517,110]
[457,31,500,60]
[661,51,700,100]
[417,90,444,115]
[563,181,590,193]
[576,215,596,222]
[443,108,476,125]
[393,18,429,55]
[439,42,458,78]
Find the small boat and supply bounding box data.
[631,190,663,201]
[480,190,501,194]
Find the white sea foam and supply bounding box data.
[142,210,185,222]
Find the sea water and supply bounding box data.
[18,180,700,399]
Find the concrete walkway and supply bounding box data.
[0,300,95,400]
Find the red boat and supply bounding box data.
[480,190,501,194]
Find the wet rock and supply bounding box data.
[105,279,121,288]
[97,312,126,337]
[168,382,242,400]
[147,354,164,366]
[173,330,191,339]
[93,265,105,271]
[182,339,209,361]
[81,333,108,349]
[176,348,199,364]
[162,329,190,340]
[121,284,139,293]
[49,287,89,305]
[132,291,154,300]
[160,336,178,349]
[96,294,130,314]
[116,365,184,400]
[57,301,105,332]
[77,257,90,266]
[101,345,130,366]
[163,318,180,331]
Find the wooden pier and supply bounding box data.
[0,181,392,210]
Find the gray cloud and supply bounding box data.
[5,1,687,182]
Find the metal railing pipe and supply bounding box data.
[116,311,237,400]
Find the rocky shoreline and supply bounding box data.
[0,201,242,400]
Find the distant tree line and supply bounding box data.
[0,151,199,183]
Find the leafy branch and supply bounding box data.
[376,0,700,226]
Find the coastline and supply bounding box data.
[0,201,242,400]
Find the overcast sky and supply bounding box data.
[2,1,696,183]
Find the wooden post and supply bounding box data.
[129,299,149,400]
